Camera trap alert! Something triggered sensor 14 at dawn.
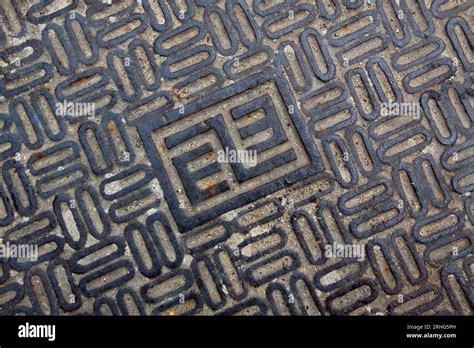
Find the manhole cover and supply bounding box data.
[0,0,472,316]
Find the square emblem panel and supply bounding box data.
[139,69,324,232]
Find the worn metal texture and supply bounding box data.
[0,0,473,316]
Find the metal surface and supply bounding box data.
[0,0,473,316]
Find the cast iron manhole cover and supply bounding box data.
[0,0,473,316]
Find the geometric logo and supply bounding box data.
[139,69,324,232]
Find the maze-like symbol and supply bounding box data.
[139,71,324,231]
[0,0,472,316]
